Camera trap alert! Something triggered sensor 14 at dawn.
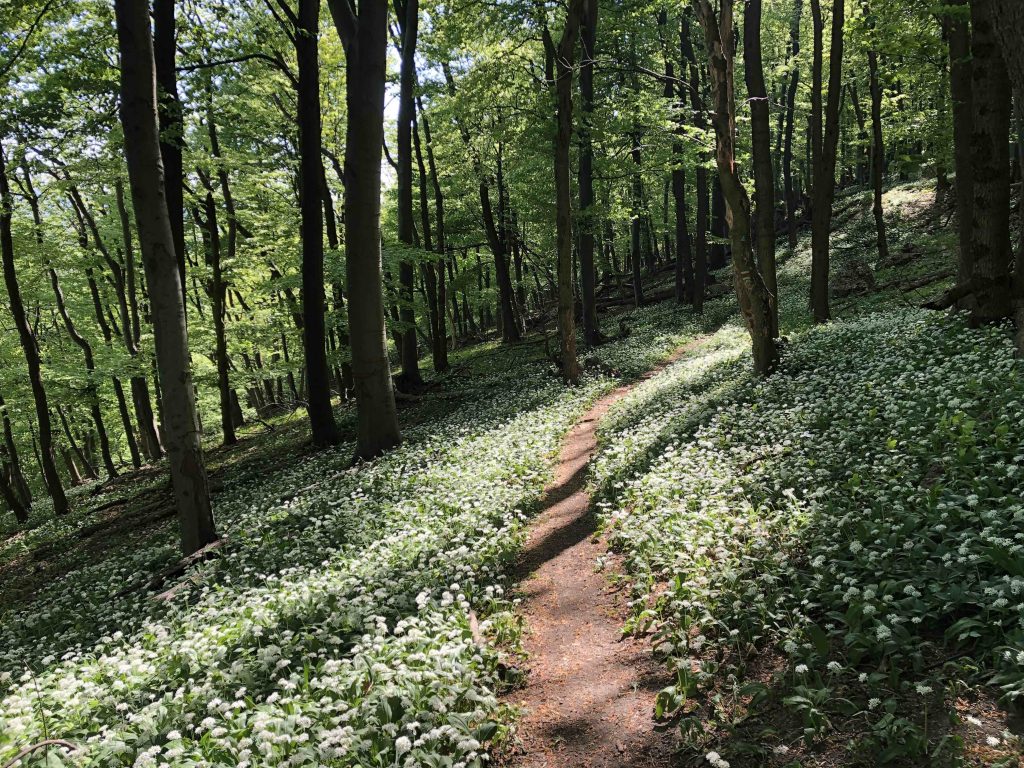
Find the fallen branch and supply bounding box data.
[2,739,81,768]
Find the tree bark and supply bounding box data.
[296,0,341,446]
[418,100,450,371]
[782,0,803,248]
[964,0,1013,324]
[547,0,584,382]
[693,0,778,375]
[682,13,708,312]
[578,0,601,344]
[863,0,890,265]
[0,147,68,514]
[328,0,402,459]
[115,0,217,555]
[744,0,779,339]
[809,0,845,323]
[395,0,423,387]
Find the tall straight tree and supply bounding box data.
[543,0,584,382]
[743,0,779,338]
[809,0,844,323]
[395,0,423,387]
[943,0,973,291]
[115,0,216,555]
[682,11,708,312]
[782,0,803,248]
[152,0,186,303]
[0,147,68,515]
[964,0,1012,324]
[693,0,777,375]
[295,0,341,446]
[862,0,890,264]
[327,0,402,459]
[577,0,600,345]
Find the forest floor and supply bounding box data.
[502,339,707,768]
[2,179,1024,768]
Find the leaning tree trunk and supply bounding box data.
[0,149,68,514]
[693,0,778,375]
[809,0,844,324]
[744,0,779,339]
[297,0,341,446]
[965,0,1013,325]
[328,0,402,459]
[115,0,216,555]
[578,0,601,344]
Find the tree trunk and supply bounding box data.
[809,0,845,323]
[297,0,341,446]
[578,0,601,344]
[0,148,68,514]
[864,0,890,264]
[630,133,644,307]
[744,0,779,339]
[0,393,31,507]
[395,0,423,387]
[964,0,1013,324]
[549,0,584,382]
[417,102,450,370]
[152,0,186,304]
[115,0,216,555]
[682,15,708,312]
[328,0,402,459]
[693,0,778,375]
[783,0,803,248]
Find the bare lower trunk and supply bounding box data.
[783,0,803,248]
[578,0,601,344]
[116,0,216,555]
[865,0,890,265]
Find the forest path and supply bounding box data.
[504,341,702,768]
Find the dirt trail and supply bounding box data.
[506,344,700,768]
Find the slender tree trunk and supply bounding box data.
[682,16,708,312]
[809,0,844,323]
[297,0,341,446]
[0,393,31,507]
[783,0,803,248]
[395,0,423,387]
[578,0,601,344]
[113,377,142,469]
[328,0,402,459]
[57,406,96,481]
[630,133,644,307]
[944,0,974,291]
[418,102,450,369]
[744,0,779,338]
[0,148,68,514]
[49,268,118,477]
[206,97,239,445]
[864,0,890,264]
[115,0,216,554]
[693,0,778,375]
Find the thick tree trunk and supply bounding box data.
[549,0,584,382]
[744,0,779,339]
[328,0,402,459]
[0,149,68,514]
[152,0,186,304]
[0,393,31,507]
[783,0,803,248]
[809,0,844,323]
[965,0,1013,324]
[297,0,341,446]
[693,0,778,375]
[116,0,216,555]
[578,0,601,344]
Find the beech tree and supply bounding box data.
[115,0,216,555]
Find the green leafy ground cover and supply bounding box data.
[0,297,706,768]
[593,185,1024,766]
